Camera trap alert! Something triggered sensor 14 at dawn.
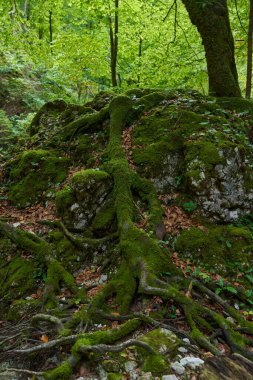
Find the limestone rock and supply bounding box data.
[180,356,204,369]
[56,169,113,231]
[171,361,185,375]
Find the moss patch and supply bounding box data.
[175,225,253,274]
[7,149,69,207]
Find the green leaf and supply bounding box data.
[225,286,237,294]
[226,241,232,249]
[246,274,253,283]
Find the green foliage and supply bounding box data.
[182,201,197,213]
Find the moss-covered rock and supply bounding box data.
[56,169,113,231]
[131,91,253,222]
[6,299,40,321]
[7,149,69,207]
[175,225,253,274]
[138,328,180,374]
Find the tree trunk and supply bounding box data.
[246,0,253,98]
[109,0,119,87]
[181,0,241,97]
[49,10,53,53]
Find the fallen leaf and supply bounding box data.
[40,335,49,343]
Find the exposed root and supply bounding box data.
[2,94,253,379]
[63,105,109,140]
[57,221,118,249]
[32,313,64,332]
[138,259,253,358]
[9,334,81,354]
[4,368,44,376]
[77,339,154,355]
[0,220,82,307]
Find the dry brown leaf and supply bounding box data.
[40,335,49,343]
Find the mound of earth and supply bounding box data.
[1,89,253,380]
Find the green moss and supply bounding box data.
[55,186,75,217]
[142,353,168,373]
[71,169,110,186]
[6,299,40,321]
[46,259,77,294]
[44,359,74,380]
[73,135,92,163]
[107,374,124,380]
[102,360,121,373]
[91,196,116,233]
[140,328,179,354]
[64,307,88,333]
[8,149,69,207]
[61,105,109,140]
[175,225,253,274]
[29,100,67,136]
[0,256,37,301]
[72,319,141,359]
[216,97,253,116]
[120,225,173,275]
[134,92,167,111]
[110,264,137,313]
[132,107,214,176]
[132,175,164,228]
[185,141,223,169]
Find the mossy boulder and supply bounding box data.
[138,328,180,373]
[175,225,253,274]
[56,169,113,231]
[7,149,69,207]
[132,91,253,222]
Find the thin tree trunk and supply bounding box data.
[246,0,253,98]
[23,0,30,20]
[109,0,119,87]
[49,10,53,53]
[182,0,241,97]
[137,36,143,86]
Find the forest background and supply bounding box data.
[0,0,250,106]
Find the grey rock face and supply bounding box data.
[152,146,253,222]
[187,147,253,222]
[151,154,182,192]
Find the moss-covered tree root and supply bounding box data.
[3,94,253,379]
[0,221,82,308]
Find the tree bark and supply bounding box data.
[246,0,253,98]
[109,0,119,87]
[181,0,241,97]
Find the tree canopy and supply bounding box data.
[0,0,250,100]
